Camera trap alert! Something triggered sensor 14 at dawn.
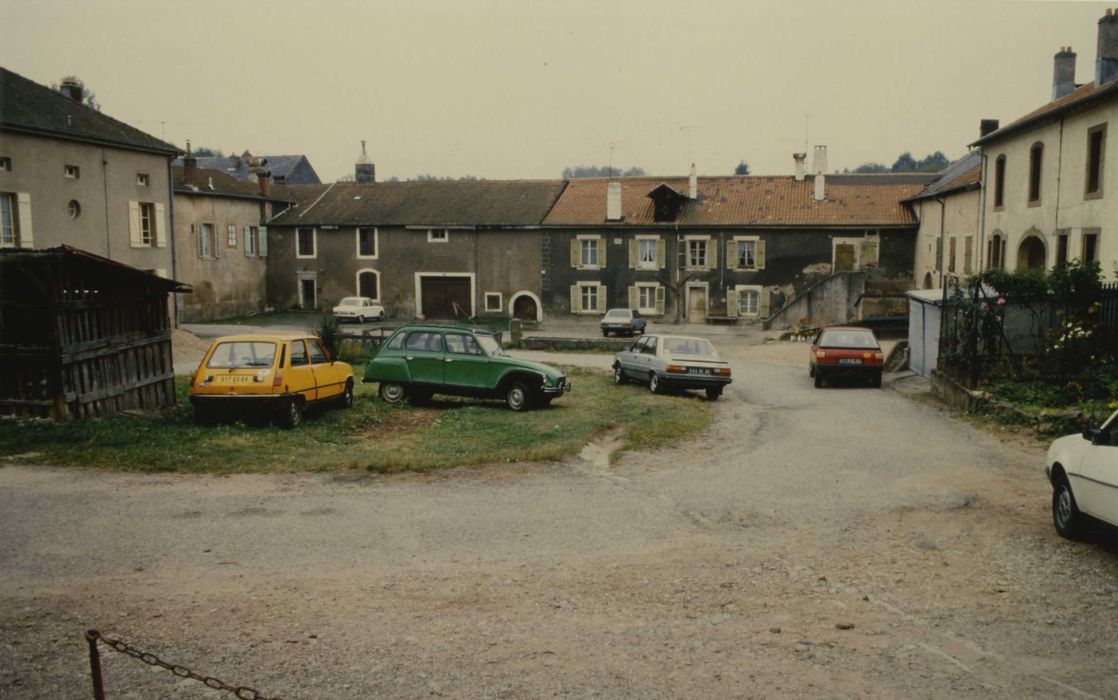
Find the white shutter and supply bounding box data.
[727,289,740,317]
[657,239,666,269]
[258,226,268,257]
[154,203,167,247]
[707,239,717,270]
[759,288,771,318]
[628,285,639,309]
[726,240,736,270]
[598,238,607,268]
[128,201,142,247]
[244,226,252,256]
[570,239,580,268]
[597,284,607,313]
[655,286,666,315]
[755,240,766,270]
[16,193,33,248]
[629,239,638,269]
[570,285,579,313]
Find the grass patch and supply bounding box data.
[0,369,712,474]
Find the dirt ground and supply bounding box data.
[2,340,1116,699]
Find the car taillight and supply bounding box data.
[272,370,284,388]
[715,368,731,376]
[814,350,826,359]
[666,364,687,373]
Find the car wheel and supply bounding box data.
[379,382,406,404]
[339,380,354,409]
[506,382,531,411]
[1052,478,1084,539]
[649,372,663,394]
[705,387,722,401]
[613,363,627,385]
[280,398,304,430]
[814,373,824,388]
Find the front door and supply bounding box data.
[421,277,471,319]
[834,244,856,272]
[403,330,445,386]
[285,339,317,402]
[299,278,317,309]
[1077,419,1118,525]
[687,286,707,323]
[513,295,538,321]
[443,332,490,389]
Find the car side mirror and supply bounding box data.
[1083,429,1099,444]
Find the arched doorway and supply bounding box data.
[509,291,542,322]
[1017,236,1046,271]
[922,272,934,289]
[356,269,380,300]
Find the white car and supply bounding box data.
[332,296,385,323]
[1046,409,1118,538]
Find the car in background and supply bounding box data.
[1046,409,1118,539]
[332,296,385,323]
[363,325,571,411]
[190,334,354,428]
[612,334,731,400]
[600,308,646,337]
[809,326,884,388]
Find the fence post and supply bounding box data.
[85,630,105,700]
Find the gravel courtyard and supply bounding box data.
[2,340,1116,699]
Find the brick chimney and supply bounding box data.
[1053,47,1077,100]
[355,140,375,184]
[183,140,198,186]
[1098,8,1118,86]
[59,77,83,103]
[793,153,807,181]
[256,169,271,198]
[980,119,1000,138]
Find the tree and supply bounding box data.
[853,162,889,173]
[733,160,751,175]
[562,165,646,178]
[891,152,918,172]
[192,147,224,158]
[50,75,100,111]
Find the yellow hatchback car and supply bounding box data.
[189,334,354,428]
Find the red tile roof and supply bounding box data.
[543,175,931,227]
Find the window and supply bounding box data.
[1086,124,1106,197]
[580,238,599,267]
[948,237,957,273]
[637,238,658,268]
[227,224,237,247]
[0,157,10,172]
[0,193,15,247]
[445,333,482,355]
[1028,142,1043,204]
[1056,233,1069,267]
[357,269,379,300]
[1083,231,1099,264]
[67,200,81,220]
[308,340,328,364]
[686,238,708,269]
[637,285,657,312]
[484,292,502,312]
[290,340,309,366]
[964,236,974,274]
[987,232,1006,270]
[993,155,1006,209]
[357,227,378,257]
[64,164,80,179]
[738,287,760,316]
[198,223,214,257]
[581,284,598,312]
[137,173,149,186]
[296,227,316,258]
[735,239,756,269]
[405,332,444,352]
[244,226,259,256]
[140,203,155,246]
[427,228,448,242]
[935,238,943,271]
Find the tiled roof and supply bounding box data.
[267,180,568,227]
[904,151,982,202]
[173,166,268,199]
[972,77,1118,147]
[0,67,178,155]
[543,175,933,227]
[172,154,322,184]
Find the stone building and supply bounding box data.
[906,149,983,290]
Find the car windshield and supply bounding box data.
[605,309,629,319]
[662,337,716,357]
[819,329,878,349]
[476,334,504,357]
[339,298,361,306]
[206,341,277,369]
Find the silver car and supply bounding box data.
[612,334,732,400]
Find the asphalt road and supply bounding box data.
[2,341,1116,699]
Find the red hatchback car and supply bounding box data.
[809,326,885,388]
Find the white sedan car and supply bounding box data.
[332,296,385,323]
[1046,408,1118,538]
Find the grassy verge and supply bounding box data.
[0,368,712,474]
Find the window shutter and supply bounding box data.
[755,240,766,270]
[154,203,167,247]
[860,240,879,267]
[244,226,252,256]
[707,240,717,270]
[570,239,580,268]
[758,288,771,318]
[258,226,268,257]
[628,285,638,309]
[598,238,607,267]
[16,193,33,248]
[657,239,666,269]
[655,286,666,315]
[596,284,607,313]
[213,224,220,258]
[629,239,637,269]
[727,288,740,317]
[128,201,142,247]
[570,285,579,313]
[726,241,736,270]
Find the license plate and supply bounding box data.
[218,376,253,383]
[838,358,863,365]
[688,368,712,375]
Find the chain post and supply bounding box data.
[85,630,106,700]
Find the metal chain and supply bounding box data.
[87,630,283,700]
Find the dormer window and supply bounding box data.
[646,183,687,223]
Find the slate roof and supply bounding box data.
[173,166,271,199]
[0,67,178,155]
[543,174,934,228]
[172,154,322,184]
[268,180,568,227]
[972,76,1118,147]
[903,151,982,202]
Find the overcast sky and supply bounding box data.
[0,1,1108,181]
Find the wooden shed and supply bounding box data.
[0,246,189,419]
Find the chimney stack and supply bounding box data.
[606,181,622,221]
[793,153,807,181]
[183,140,198,186]
[1053,47,1077,100]
[980,119,1000,138]
[812,145,827,202]
[688,163,697,200]
[256,169,271,198]
[1097,8,1118,86]
[355,140,376,184]
[59,77,83,103]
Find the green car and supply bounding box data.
[363,325,571,411]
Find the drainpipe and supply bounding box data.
[1054,116,1065,251]
[977,150,988,273]
[935,196,946,292]
[166,157,179,325]
[102,148,111,257]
